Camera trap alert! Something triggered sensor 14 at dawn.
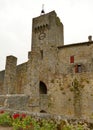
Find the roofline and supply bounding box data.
[58,41,93,49]
[33,10,56,20]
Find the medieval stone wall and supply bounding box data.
[47,72,93,119]
[0,70,5,94]
[46,42,93,118]
[16,62,27,94]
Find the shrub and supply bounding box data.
[21,116,34,129]
[0,112,12,127]
[0,110,90,130]
[12,113,27,130]
[39,119,57,130]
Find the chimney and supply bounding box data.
[88,35,92,42]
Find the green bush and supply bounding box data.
[39,119,57,130]
[0,112,12,127]
[0,110,90,130]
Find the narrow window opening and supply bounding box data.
[78,65,82,73]
[40,50,43,59]
[70,56,74,63]
[38,26,40,31]
[40,26,42,32]
[43,25,45,30]
[34,28,37,33]
[46,24,49,29]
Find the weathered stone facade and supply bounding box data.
[0,10,93,120]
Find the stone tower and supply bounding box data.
[27,11,64,112]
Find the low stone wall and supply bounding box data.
[0,95,5,107]
[0,94,29,110]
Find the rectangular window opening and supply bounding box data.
[70,56,74,63]
[75,64,82,73]
[40,50,43,59]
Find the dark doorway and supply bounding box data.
[39,81,47,94]
[40,110,47,113]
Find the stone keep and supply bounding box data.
[0,10,93,119]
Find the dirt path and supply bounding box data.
[0,126,13,130]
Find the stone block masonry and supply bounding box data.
[3,56,17,94]
[0,94,29,110]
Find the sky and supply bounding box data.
[0,0,93,70]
